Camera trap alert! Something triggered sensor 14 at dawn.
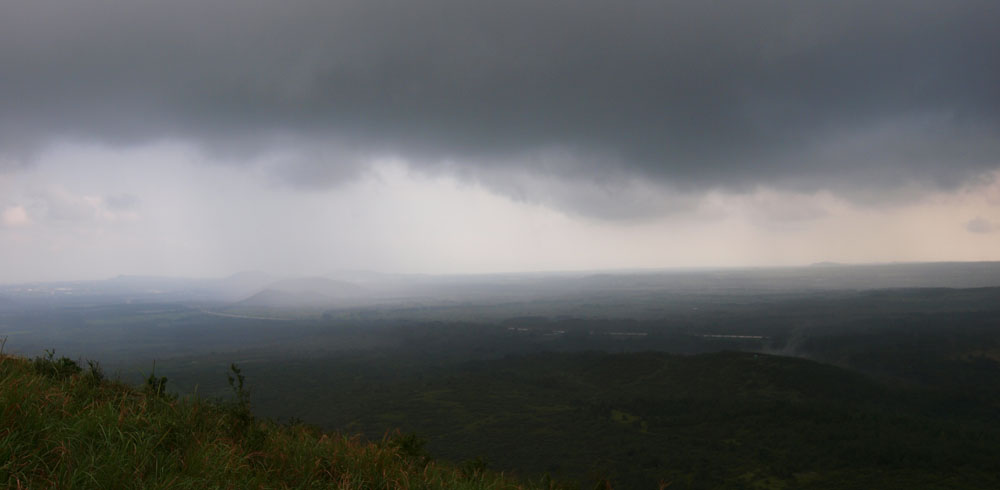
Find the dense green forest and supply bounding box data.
[151,351,999,489]
[3,279,1000,488]
[8,347,999,489]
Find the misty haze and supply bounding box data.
[2,1,1000,489]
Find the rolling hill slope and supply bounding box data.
[0,352,543,490]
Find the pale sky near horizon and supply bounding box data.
[1,1,999,282]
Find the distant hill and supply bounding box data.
[224,270,275,284]
[236,288,338,309]
[325,269,396,285]
[0,352,542,489]
[216,270,277,298]
[809,261,844,267]
[266,276,364,296]
[236,277,365,308]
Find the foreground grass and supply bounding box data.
[0,353,545,490]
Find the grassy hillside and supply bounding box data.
[0,352,543,490]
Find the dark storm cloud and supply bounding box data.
[2,0,998,214]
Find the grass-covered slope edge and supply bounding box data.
[0,352,549,490]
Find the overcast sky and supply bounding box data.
[1,0,999,282]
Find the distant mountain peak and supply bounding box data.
[809,261,845,267]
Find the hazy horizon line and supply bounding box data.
[4,259,1000,286]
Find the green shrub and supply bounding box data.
[31,349,82,379]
